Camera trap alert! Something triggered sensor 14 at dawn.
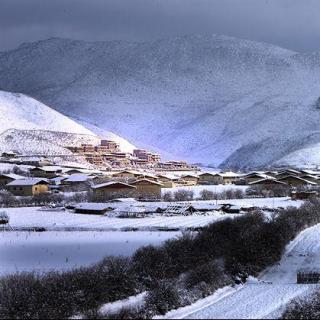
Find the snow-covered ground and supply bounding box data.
[163,184,248,197]
[3,207,237,231]
[2,197,301,231]
[163,224,320,319]
[0,231,179,276]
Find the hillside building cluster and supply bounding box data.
[1,163,320,200]
[66,140,161,168]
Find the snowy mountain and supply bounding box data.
[0,90,135,154]
[1,35,320,168]
[0,128,99,156]
[0,90,93,135]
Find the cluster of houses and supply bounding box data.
[0,167,199,198]
[198,168,320,187]
[66,140,162,167]
[1,139,198,172]
[1,165,320,199]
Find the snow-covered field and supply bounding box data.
[3,197,301,231]
[164,224,320,319]
[163,184,248,197]
[0,231,179,276]
[4,207,236,231]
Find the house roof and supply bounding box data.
[181,174,199,179]
[198,172,222,177]
[63,174,96,183]
[0,173,25,180]
[248,178,287,185]
[113,170,141,176]
[74,203,111,212]
[92,181,136,189]
[278,175,317,185]
[244,173,276,180]
[131,179,163,186]
[221,171,241,178]
[6,178,49,186]
[30,166,62,172]
[163,204,198,215]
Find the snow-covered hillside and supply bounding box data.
[0,90,93,135]
[2,35,320,168]
[0,128,100,157]
[0,90,134,154]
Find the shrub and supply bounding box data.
[162,191,173,202]
[131,245,172,286]
[199,189,215,200]
[173,190,194,201]
[145,280,180,316]
[282,292,320,319]
[185,261,226,289]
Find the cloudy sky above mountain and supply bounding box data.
[1,0,320,52]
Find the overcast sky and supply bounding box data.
[1,0,320,52]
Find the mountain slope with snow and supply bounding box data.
[0,90,134,153]
[0,90,93,135]
[1,35,320,168]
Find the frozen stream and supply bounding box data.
[0,231,180,276]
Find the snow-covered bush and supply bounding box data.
[162,191,173,202]
[145,280,180,316]
[185,260,227,290]
[173,190,194,201]
[282,292,320,319]
[0,211,9,224]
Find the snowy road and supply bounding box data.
[165,224,320,319]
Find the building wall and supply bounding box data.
[181,177,198,186]
[134,184,161,198]
[7,184,48,196]
[93,187,135,198]
[158,180,176,188]
[198,174,223,185]
[31,170,57,179]
[32,184,49,195]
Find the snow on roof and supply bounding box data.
[74,203,111,211]
[112,205,146,214]
[140,173,158,179]
[198,172,222,177]
[113,170,141,175]
[245,173,276,179]
[131,178,163,186]
[0,173,25,180]
[31,166,62,172]
[92,181,136,189]
[221,171,241,177]
[248,178,287,185]
[6,178,48,186]
[299,174,319,180]
[157,173,178,180]
[163,203,199,215]
[108,197,137,203]
[64,168,102,175]
[50,176,67,184]
[63,174,96,182]
[181,174,199,178]
[278,175,317,185]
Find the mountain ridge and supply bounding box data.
[1,34,320,168]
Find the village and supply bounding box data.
[1,136,320,288]
[0,136,319,217]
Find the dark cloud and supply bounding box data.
[1,0,320,52]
